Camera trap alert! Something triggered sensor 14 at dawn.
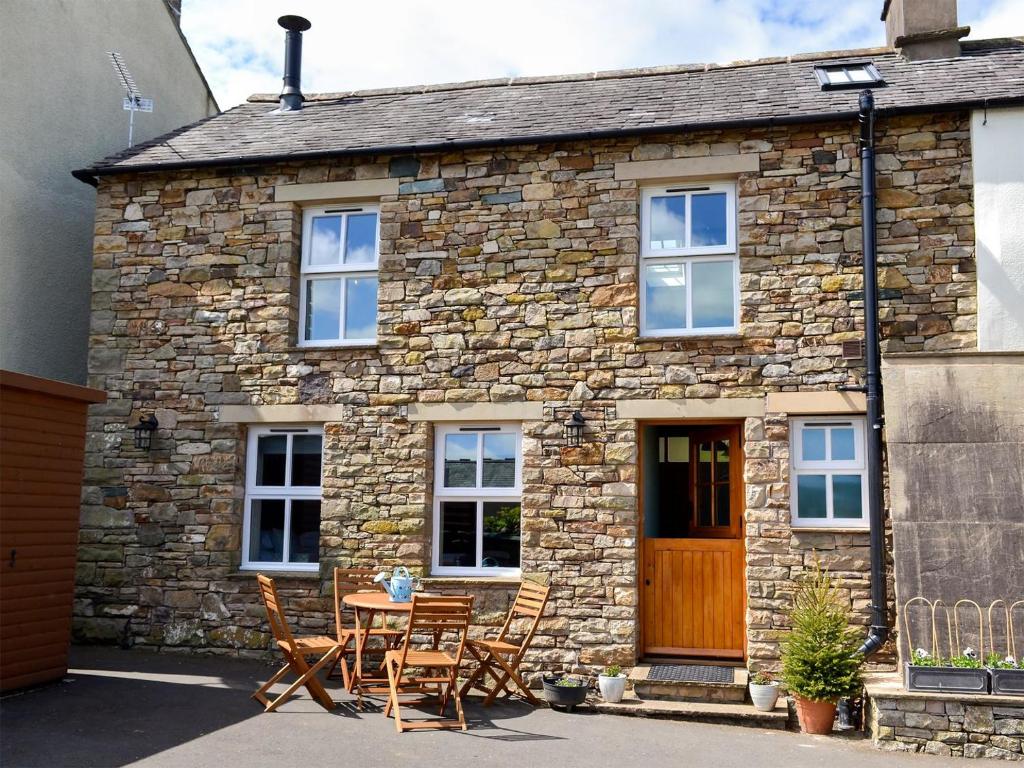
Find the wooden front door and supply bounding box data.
[641,425,745,658]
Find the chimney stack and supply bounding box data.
[881,0,969,61]
[277,15,311,112]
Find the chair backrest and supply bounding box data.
[257,574,298,654]
[395,595,474,670]
[333,567,385,636]
[495,580,551,651]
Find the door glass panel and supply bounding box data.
[831,427,855,461]
[482,433,516,488]
[644,263,687,330]
[255,435,287,486]
[649,195,686,250]
[797,474,827,518]
[833,474,863,518]
[697,442,712,483]
[443,433,477,488]
[714,440,730,482]
[439,500,477,567]
[482,502,521,568]
[715,484,731,527]
[289,500,321,563]
[291,434,322,486]
[697,485,712,527]
[249,499,285,562]
[801,428,826,461]
[667,436,688,462]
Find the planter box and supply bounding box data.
[905,663,989,695]
[989,668,1024,697]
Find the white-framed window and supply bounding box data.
[639,183,739,336]
[432,424,522,577]
[790,416,868,528]
[299,204,379,347]
[241,425,323,571]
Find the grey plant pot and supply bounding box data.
[989,668,1024,697]
[905,663,990,694]
[542,675,589,711]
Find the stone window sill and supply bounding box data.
[790,527,871,534]
[637,334,743,342]
[422,576,523,587]
[227,569,322,581]
[283,344,378,353]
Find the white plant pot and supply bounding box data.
[598,673,628,703]
[749,682,780,712]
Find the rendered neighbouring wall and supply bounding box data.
[972,107,1024,352]
[883,353,1024,663]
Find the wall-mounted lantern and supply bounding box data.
[563,410,586,446]
[132,414,158,450]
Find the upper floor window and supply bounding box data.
[790,417,868,528]
[242,425,323,571]
[299,205,379,346]
[432,424,522,577]
[640,183,739,337]
[813,63,883,90]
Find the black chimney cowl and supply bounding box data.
[278,15,311,112]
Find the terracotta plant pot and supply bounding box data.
[793,695,837,734]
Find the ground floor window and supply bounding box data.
[241,425,323,571]
[789,416,868,528]
[432,424,522,576]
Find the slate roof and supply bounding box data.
[77,39,1024,180]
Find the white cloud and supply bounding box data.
[181,0,1020,110]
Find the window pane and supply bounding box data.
[289,500,321,563]
[833,475,863,519]
[667,436,689,463]
[796,474,827,518]
[255,435,287,486]
[697,485,712,527]
[802,428,826,462]
[310,216,342,266]
[715,484,730,527]
[691,260,734,328]
[697,442,712,483]
[343,276,378,340]
[645,262,687,330]
[482,433,516,488]
[249,499,285,562]
[691,193,727,246]
[305,279,341,341]
[828,69,851,84]
[439,500,477,567]
[847,67,872,82]
[831,427,855,461]
[291,434,322,486]
[714,440,730,482]
[444,433,477,488]
[482,502,521,568]
[344,213,377,264]
[649,195,686,249]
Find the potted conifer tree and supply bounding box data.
[781,565,864,735]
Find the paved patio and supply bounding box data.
[1,647,957,768]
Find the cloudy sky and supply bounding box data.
[180,0,1024,109]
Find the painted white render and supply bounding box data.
[971,106,1024,351]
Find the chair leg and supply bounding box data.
[252,662,293,708]
[385,657,404,733]
[489,653,540,706]
[458,646,487,697]
[451,668,467,731]
[264,648,339,713]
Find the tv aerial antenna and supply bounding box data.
[107,52,154,148]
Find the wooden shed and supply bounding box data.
[0,370,105,691]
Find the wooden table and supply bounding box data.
[342,591,415,698]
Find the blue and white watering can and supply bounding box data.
[374,566,421,603]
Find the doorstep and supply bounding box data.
[630,663,749,703]
[592,690,789,729]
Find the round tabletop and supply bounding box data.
[342,591,417,612]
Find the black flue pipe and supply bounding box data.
[852,89,889,657]
[278,15,311,112]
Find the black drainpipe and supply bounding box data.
[277,15,311,112]
[840,90,889,656]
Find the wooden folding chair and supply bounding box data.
[383,595,474,732]
[327,567,404,690]
[251,574,341,713]
[460,580,550,706]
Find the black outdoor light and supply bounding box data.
[133,414,158,450]
[563,410,586,446]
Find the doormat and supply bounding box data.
[647,664,735,684]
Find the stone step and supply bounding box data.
[593,690,789,729]
[629,663,749,703]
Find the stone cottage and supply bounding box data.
[72,2,1024,680]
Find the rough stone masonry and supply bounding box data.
[77,112,976,676]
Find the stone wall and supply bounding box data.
[77,112,976,670]
[868,684,1024,760]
